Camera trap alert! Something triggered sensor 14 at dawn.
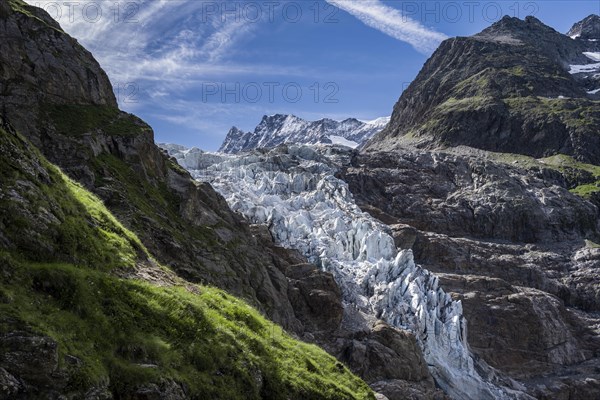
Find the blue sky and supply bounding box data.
[26,0,600,150]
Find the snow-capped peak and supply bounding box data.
[218,114,390,153]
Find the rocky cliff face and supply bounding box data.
[219,114,389,153]
[346,13,600,400]
[340,146,600,398]
[0,0,117,143]
[568,14,600,40]
[367,15,600,164]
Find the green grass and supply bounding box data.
[482,151,600,200]
[436,96,495,112]
[0,125,374,399]
[507,66,526,77]
[41,104,150,137]
[452,70,492,97]
[0,258,373,399]
[570,183,600,198]
[0,125,145,268]
[585,240,600,249]
[540,154,600,178]
[503,97,600,128]
[6,0,64,32]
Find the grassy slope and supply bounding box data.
[486,151,600,199]
[6,0,64,32]
[40,104,150,138]
[0,125,374,400]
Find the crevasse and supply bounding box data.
[170,144,525,400]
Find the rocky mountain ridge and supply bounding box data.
[219,114,389,153]
[367,15,600,164]
[568,14,600,40]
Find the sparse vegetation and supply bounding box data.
[570,183,600,198]
[503,97,600,128]
[482,151,600,200]
[436,96,496,112]
[6,0,64,32]
[0,257,374,399]
[41,104,150,137]
[585,239,600,249]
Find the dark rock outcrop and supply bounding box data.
[342,150,599,244]
[352,19,600,395]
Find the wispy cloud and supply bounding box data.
[326,0,448,54]
[28,0,260,84]
[23,0,424,149]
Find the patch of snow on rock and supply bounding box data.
[569,62,600,74]
[328,135,359,148]
[584,52,600,61]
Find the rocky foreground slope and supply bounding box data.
[0,118,375,399]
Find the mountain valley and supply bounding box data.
[1,1,600,399]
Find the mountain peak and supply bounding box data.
[367,14,600,163]
[474,14,560,44]
[219,114,389,153]
[568,14,600,40]
[228,126,245,134]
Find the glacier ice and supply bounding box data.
[165,144,529,400]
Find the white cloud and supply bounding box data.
[326,0,448,54]
[23,0,421,149]
[24,0,264,84]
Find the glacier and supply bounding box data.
[163,143,530,400]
